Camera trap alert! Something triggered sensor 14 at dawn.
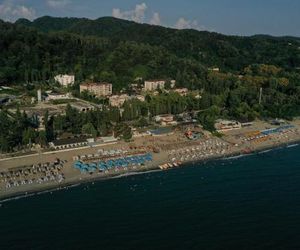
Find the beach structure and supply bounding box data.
[54,74,75,86]
[98,136,118,143]
[215,119,242,132]
[261,125,294,136]
[80,82,112,97]
[270,119,286,126]
[88,136,118,146]
[241,122,254,127]
[49,137,89,150]
[155,114,177,126]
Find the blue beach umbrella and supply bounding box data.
[98,162,107,170]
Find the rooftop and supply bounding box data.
[70,102,95,109]
[145,79,166,82]
[81,82,112,87]
[51,137,88,146]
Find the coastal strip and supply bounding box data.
[1,120,300,201]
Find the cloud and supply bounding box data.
[111,3,207,30]
[47,0,71,9]
[112,2,147,23]
[175,17,190,29]
[175,17,206,31]
[0,0,36,21]
[150,12,161,26]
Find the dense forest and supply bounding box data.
[0,16,300,152]
[15,16,300,71]
[1,16,299,88]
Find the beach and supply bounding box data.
[1,119,300,200]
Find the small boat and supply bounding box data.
[167,163,173,168]
[159,165,164,170]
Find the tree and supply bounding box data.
[44,111,54,142]
[135,117,148,127]
[22,128,36,145]
[122,125,132,141]
[38,131,47,147]
[165,80,172,90]
[82,123,97,138]
[198,106,220,131]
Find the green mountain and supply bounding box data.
[15,16,300,71]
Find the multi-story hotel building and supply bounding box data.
[80,82,112,97]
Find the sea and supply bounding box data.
[0,144,300,250]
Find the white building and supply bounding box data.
[173,88,189,96]
[109,94,129,107]
[54,74,75,87]
[155,114,178,126]
[215,120,242,132]
[135,95,145,102]
[144,79,176,91]
[144,80,166,91]
[109,94,145,107]
[80,82,112,97]
[208,67,220,72]
[49,138,88,150]
[71,102,95,112]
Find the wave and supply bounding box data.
[287,143,299,148]
[224,154,253,160]
[0,183,81,204]
[0,192,36,204]
[258,149,272,154]
[111,169,162,179]
[36,184,81,195]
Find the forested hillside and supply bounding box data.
[0,16,300,120]
[16,16,300,71]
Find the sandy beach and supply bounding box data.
[1,119,300,200]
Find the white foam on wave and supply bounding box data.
[287,143,299,148]
[0,192,36,204]
[0,183,81,204]
[258,149,272,154]
[111,169,162,179]
[224,154,252,160]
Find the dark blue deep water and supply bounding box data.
[1,145,300,250]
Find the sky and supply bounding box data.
[0,0,299,36]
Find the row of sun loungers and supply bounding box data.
[1,159,66,189]
[168,139,229,163]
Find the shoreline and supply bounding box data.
[1,138,299,203]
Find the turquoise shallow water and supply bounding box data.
[0,145,300,250]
